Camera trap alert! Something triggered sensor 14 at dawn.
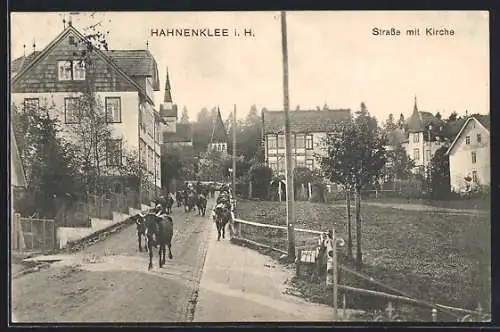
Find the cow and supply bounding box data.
[165,194,174,214]
[143,212,174,270]
[213,203,232,241]
[184,190,196,213]
[196,194,208,216]
[135,214,148,252]
[175,191,184,207]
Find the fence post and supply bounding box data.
[332,228,338,321]
[432,308,437,322]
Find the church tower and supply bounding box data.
[159,68,177,133]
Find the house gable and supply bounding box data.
[12,26,144,96]
[446,117,490,156]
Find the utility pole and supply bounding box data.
[232,105,237,196]
[281,11,296,262]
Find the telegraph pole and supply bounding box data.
[281,11,296,262]
[232,105,237,196]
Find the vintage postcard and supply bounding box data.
[9,11,490,324]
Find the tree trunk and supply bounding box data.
[346,188,353,260]
[355,186,362,268]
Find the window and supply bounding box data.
[105,97,121,123]
[73,61,86,80]
[297,159,305,168]
[472,171,478,183]
[69,36,75,45]
[465,136,470,145]
[306,159,314,170]
[278,135,285,149]
[23,98,39,110]
[58,61,73,80]
[58,60,86,81]
[477,134,482,143]
[426,150,431,163]
[306,135,313,149]
[267,135,277,149]
[471,151,477,164]
[269,160,277,172]
[148,147,154,173]
[413,133,420,143]
[278,158,285,172]
[291,134,295,148]
[140,140,147,168]
[64,97,80,124]
[296,134,305,148]
[106,139,122,166]
[413,148,420,161]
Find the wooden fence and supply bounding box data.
[12,213,56,253]
[230,213,490,322]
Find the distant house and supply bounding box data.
[446,115,490,192]
[262,109,351,175]
[10,22,164,203]
[207,108,228,156]
[400,98,450,175]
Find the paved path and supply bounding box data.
[194,224,357,322]
[11,200,214,323]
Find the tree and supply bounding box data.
[384,144,415,181]
[295,105,300,111]
[397,113,405,129]
[193,107,212,152]
[293,167,314,200]
[180,106,190,123]
[384,113,397,131]
[429,146,451,199]
[197,149,229,182]
[248,162,273,199]
[319,102,387,267]
[12,102,81,217]
[322,103,329,111]
[161,145,195,190]
[435,112,442,120]
[448,111,459,122]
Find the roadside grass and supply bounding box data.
[234,199,491,318]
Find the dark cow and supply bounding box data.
[135,215,148,252]
[213,204,232,241]
[184,190,196,213]
[175,191,184,208]
[143,212,174,270]
[165,194,174,214]
[196,194,208,216]
[209,183,216,198]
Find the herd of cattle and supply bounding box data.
[133,183,234,270]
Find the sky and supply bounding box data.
[10,11,489,123]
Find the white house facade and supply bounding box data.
[10,23,164,202]
[446,115,490,192]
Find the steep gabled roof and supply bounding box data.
[163,123,193,143]
[104,50,160,90]
[262,109,351,134]
[445,115,490,155]
[209,109,228,143]
[10,126,27,188]
[11,51,41,74]
[11,24,155,103]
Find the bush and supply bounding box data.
[249,163,273,199]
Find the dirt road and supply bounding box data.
[11,201,214,323]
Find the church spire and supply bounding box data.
[164,67,172,103]
[413,95,418,114]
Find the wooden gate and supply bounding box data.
[12,213,56,253]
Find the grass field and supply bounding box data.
[234,199,491,318]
